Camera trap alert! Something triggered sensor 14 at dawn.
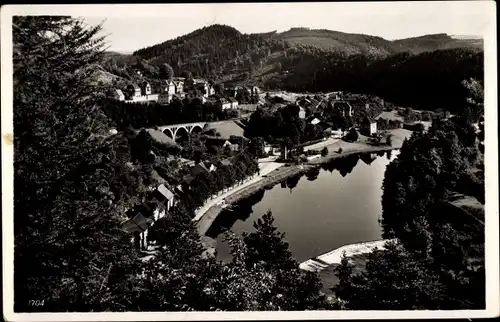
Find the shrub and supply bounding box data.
[345,128,359,142]
[321,147,328,156]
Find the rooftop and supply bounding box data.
[145,129,180,148]
[157,184,174,200]
[203,121,245,140]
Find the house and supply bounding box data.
[229,98,239,109]
[125,84,142,99]
[223,140,240,152]
[156,184,175,211]
[194,79,210,97]
[190,161,216,177]
[218,98,232,110]
[311,118,321,125]
[173,80,184,94]
[111,89,125,101]
[121,210,154,250]
[264,143,281,155]
[332,101,353,117]
[362,117,378,136]
[164,80,176,95]
[330,129,346,138]
[208,84,216,96]
[139,81,152,96]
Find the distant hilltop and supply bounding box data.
[451,34,483,40]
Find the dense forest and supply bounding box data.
[273,47,483,112]
[132,24,290,81]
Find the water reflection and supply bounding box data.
[320,154,360,177]
[211,150,400,263]
[205,189,265,238]
[286,174,302,192]
[360,153,377,165]
[306,167,321,181]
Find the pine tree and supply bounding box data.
[13,16,149,312]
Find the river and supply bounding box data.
[206,149,400,263]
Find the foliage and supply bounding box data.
[274,48,483,113]
[211,212,334,310]
[344,128,359,142]
[336,97,485,309]
[321,147,329,157]
[244,104,327,148]
[386,134,393,146]
[13,16,156,312]
[160,63,175,80]
[133,24,288,79]
[334,241,448,310]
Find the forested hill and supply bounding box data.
[263,27,399,56]
[273,47,483,112]
[132,24,290,81]
[100,24,483,112]
[392,33,484,54]
[267,29,482,55]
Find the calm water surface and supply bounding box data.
[207,150,400,263]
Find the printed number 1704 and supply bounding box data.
[29,300,45,307]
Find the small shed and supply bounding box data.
[362,117,378,136]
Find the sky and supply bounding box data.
[8,2,495,53]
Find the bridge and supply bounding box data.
[156,114,252,141]
[158,122,207,141]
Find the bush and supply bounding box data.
[345,128,359,142]
[386,134,393,146]
[321,147,328,156]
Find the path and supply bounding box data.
[193,160,284,221]
[303,137,339,152]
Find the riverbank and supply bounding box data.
[197,164,313,239]
[306,128,412,165]
[196,128,413,250]
[299,239,396,272]
[300,239,396,295]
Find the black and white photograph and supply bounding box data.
[1,2,498,321]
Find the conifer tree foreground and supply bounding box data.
[13,16,151,312]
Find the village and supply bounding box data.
[110,75,260,110]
